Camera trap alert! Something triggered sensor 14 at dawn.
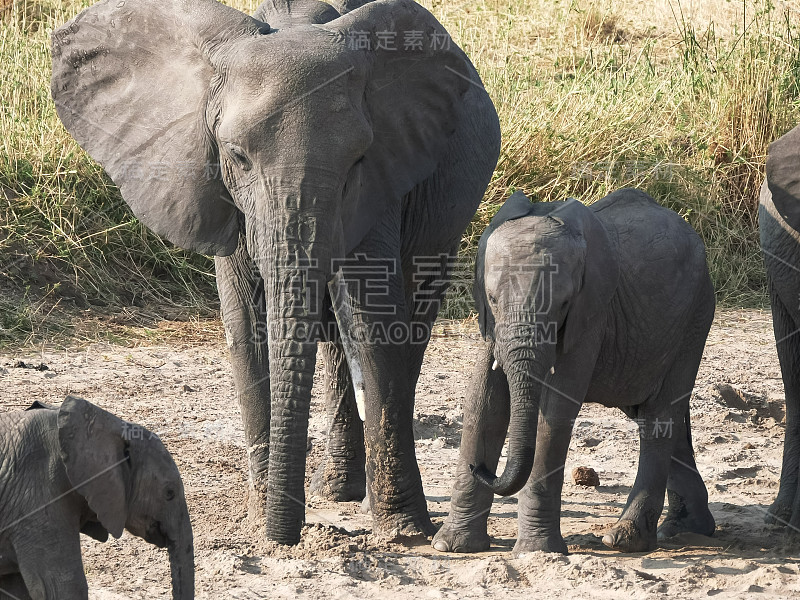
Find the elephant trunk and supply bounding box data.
[167,514,194,600]
[472,327,554,496]
[251,181,341,545]
[263,315,320,544]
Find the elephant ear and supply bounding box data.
[475,191,535,340]
[550,199,619,354]
[253,0,343,25]
[25,400,57,411]
[322,0,478,251]
[50,0,267,256]
[765,124,800,231]
[57,395,132,539]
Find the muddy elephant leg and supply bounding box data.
[0,574,32,600]
[339,252,432,538]
[766,283,800,527]
[215,239,271,518]
[359,328,434,537]
[433,341,510,552]
[359,247,464,519]
[310,341,366,501]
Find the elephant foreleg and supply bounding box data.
[432,341,510,552]
[310,341,366,502]
[215,240,271,518]
[514,386,582,555]
[14,528,87,600]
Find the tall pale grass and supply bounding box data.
[1,0,798,339]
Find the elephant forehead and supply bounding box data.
[216,36,363,139]
[485,219,562,261]
[224,30,356,98]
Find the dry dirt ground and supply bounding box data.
[1,308,799,599]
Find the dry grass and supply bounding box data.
[1,0,799,342]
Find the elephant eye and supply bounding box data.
[165,488,176,502]
[224,142,252,172]
[487,293,498,306]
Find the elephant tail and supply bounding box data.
[684,408,695,458]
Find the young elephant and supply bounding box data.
[0,396,193,599]
[433,188,716,555]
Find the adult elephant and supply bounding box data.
[759,124,800,530]
[51,0,500,544]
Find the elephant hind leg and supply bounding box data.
[657,409,715,540]
[766,282,800,527]
[659,309,716,541]
[606,316,713,552]
[310,341,366,502]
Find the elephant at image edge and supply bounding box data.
[0,397,193,600]
[50,0,501,544]
[759,124,800,530]
[432,189,716,555]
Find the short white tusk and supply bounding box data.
[492,359,499,371]
[550,366,555,375]
[355,386,366,421]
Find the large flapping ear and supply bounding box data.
[322,0,483,251]
[474,191,535,340]
[51,0,267,256]
[552,199,619,354]
[765,124,800,232]
[57,395,132,538]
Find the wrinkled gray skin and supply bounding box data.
[759,124,800,531]
[433,189,716,555]
[50,0,500,545]
[0,397,193,599]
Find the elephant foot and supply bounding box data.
[764,497,795,526]
[373,517,437,544]
[432,518,491,553]
[657,507,715,540]
[602,519,656,553]
[309,459,366,502]
[513,533,568,556]
[371,504,436,543]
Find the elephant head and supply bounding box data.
[51,0,475,543]
[471,194,619,496]
[57,396,193,600]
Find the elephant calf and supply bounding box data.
[433,188,716,555]
[0,396,193,599]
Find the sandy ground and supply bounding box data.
[1,308,799,599]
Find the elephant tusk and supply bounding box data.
[328,270,367,423]
[550,366,555,375]
[355,385,366,422]
[492,359,499,371]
